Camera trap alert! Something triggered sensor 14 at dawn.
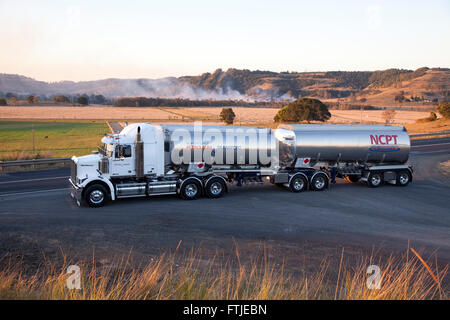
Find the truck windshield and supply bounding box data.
[106,143,115,157]
[98,143,115,157]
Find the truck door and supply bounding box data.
[111,144,135,176]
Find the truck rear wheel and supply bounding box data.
[180,179,202,200]
[205,177,226,198]
[310,173,328,191]
[396,170,411,187]
[289,175,307,192]
[84,184,108,207]
[367,172,383,188]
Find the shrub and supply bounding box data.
[438,102,450,119]
[219,108,236,125]
[0,98,7,106]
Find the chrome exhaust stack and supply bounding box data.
[135,126,144,178]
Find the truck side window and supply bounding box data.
[115,144,132,158]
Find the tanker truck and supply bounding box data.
[69,123,412,207]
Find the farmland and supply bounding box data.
[0,106,432,124]
[0,121,108,159]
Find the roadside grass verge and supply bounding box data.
[0,247,447,300]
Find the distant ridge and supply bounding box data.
[0,67,449,102]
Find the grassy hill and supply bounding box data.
[1,67,449,106]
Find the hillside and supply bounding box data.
[0,67,449,105]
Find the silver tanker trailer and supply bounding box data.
[69,122,412,207]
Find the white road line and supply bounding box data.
[0,188,70,197]
[0,176,68,185]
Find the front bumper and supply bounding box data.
[69,178,82,206]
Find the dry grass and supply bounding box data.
[0,247,447,300]
[405,118,450,135]
[0,106,176,120]
[0,151,52,161]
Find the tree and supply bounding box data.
[438,102,450,119]
[26,95,37,104]
[9,96,17,105]
[274,98,331,123]
[77,96,89,105]
[382,109,396,124]
[219,108,236,125]
[0,98,7,106]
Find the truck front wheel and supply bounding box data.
[84,184,108,207]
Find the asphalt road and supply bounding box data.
[0,138,449,270]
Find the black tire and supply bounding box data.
[344,175,360,183]
[84,184,108,207]
[289,175,307,192]
[179,179,202,200]
[310,173,328,191]
[205,177,226,198]
[396,170,411,187]
[367,172,383,188]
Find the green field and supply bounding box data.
[0,121,109,160]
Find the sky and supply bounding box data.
[0,0,449,82]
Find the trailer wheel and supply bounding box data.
[344,175,360,183]
[310,173,328,191]
[84,184,108,207]
[396,170,411,187]
[289,175,307,192]
[367,172,383,188]
[205,177,226,198]
[180,179,201,200]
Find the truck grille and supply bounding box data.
[70,159,77,183]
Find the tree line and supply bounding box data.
[0,92,110,105]
[114,97,283,108]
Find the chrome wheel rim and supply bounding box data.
[89,190,104,204]
[371,174,381,186]
[399,173,409,184]
[185,183,198,197]
[210,182,222,195]
[314,177,325,189]
[293,178,304,191]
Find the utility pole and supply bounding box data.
[360,105,363,124]
[32,124,35,152]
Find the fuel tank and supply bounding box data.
[160,124,273,166]
[275,124,410,165]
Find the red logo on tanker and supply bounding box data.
[369,134,400,152]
